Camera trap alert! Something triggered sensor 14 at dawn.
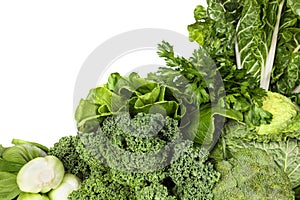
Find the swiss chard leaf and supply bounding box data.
[234,0,285,90]
[189,0,300,104]
[188,2,272,126]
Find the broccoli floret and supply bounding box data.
[213,148,295,200]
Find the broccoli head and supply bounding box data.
[212,148,295,200]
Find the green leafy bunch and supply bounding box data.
[50,113,220,200]
[188,0,300,104]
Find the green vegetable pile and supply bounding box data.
[50,112,220,199]
[1,0,300,199]
[0,139,81,200]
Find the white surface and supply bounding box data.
[0,0,206,147]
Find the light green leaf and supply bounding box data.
[75,72,185,133]
[11,139,49,153]
[0,146,4,157]
[287,0,300,17]
[2,144,46,165]
[0,172,20,200]
[0,158,23,173]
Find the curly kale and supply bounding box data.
[50,112,220,199]
[49,136,91,180]
[169,148,219,199]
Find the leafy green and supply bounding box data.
[0,172,20,200]
[234,0,285,90]
[287,0,300,18]
[78,112,189,173]
[0,159,23,174]
[168,147,220,199]
[214,114,300,193]
[0,146,4,157]
[51,113,220,199]
[12,139,49,153]
[49,136,91,180]
[2,144,46,165]
[75,72,185,133]
[256,91,299,135]
[188,0,300,104]
[0,141,48,199]
[226,138,300,189]
[212,148,295,200]
[153,41,221,105]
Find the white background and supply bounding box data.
[0,0,206,147]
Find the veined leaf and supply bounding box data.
[0,159,23,174]
[75,72,186,133]
[2,144,46,165]
[0,172,20,200]
[235,0,285,90]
